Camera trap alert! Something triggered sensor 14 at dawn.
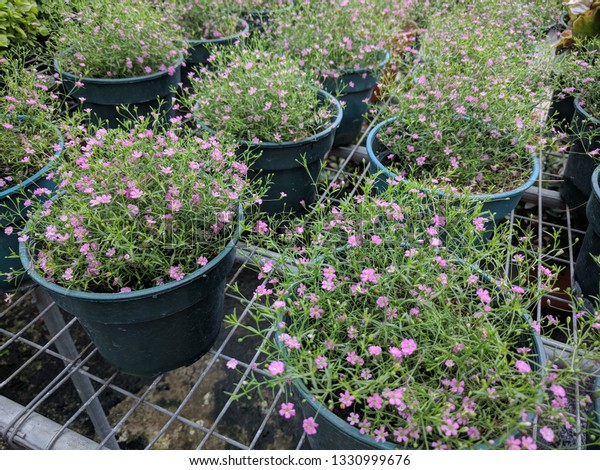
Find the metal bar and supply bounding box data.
[0,396,107,450]
[33,287,120,449]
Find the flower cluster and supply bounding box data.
[160,0,244,41]
[20,117,255,293]
[226,180,561,449]
[52,0,184,78]
[184,40,335,143]
[0,51,63,190]
[271,0,387,80]
[376,1,554,194]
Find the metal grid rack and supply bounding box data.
[0,109,595,450]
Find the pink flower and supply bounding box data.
[371,235,382,245]
[339,391,354,407]
[268,360,285,375]
[539,426,554,443]
[226,358,238,369]
[315,355,328,369]
[376,296,388,308]
[400,338,417,357]
[279,402,296,419]
[302,417,319,435]
[89,194,112,206]
[368,345,382,356]
[366,393,384,409]
[168,265,185,281]
[197,256,208,266]
[515,360,531,374]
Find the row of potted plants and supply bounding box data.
[1,0,599,449]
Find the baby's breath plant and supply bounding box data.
[270,0,387,80]
[377,2,553,195]
[376,77,543,195]
[226,181,561,449]
[0,50,64,190]
[52,0,184,79]
[20,117,256,293]
[159,0,243,40]
[183,40,335,143]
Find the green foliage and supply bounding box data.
[0,0,48,53]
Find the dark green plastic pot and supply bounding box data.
[560,97,600,216]
[589,375,600,449]
[547,88,575,134]
[321,50,390,147]
[366,117,540,224]
[181,20,249,88]
[573,165,600,301]
[1,124,63,291]
[19,223,238,377]
[293,323,545,450]
[199,89,342,216]
[55,55,182,128]
[243,0,294,34]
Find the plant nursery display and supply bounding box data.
[185,41,342,215]
[18,117,257,376]
[0,52,64,291]
[51,0,184,126]
[227,182,559,449]
[4,0,600,453]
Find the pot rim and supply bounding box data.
[54,52,184,84]
[0,118,64,199]
[575,94,600,126]
[19,205,242,301]
[197,88,343,148]
[185,18,249,47]
[366,116,540,201]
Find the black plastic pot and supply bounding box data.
[573,166,600,301]
[560,98,600,215]
[20,227,238,377]
[321,50,390,147]
[55,56,182,128]
[181,20,248,89]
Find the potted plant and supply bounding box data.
[225,181,558,449]
[0,51,64,292]
[159,0,249,89]
[271,0,389,147]
[556,40,600,213]
[366,82,541,227]
[51,0,184,127]
[18,116,258,376]
[183,40,342,216]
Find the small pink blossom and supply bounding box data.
[302,417,319,435]
[279,402,296,419]
[226,358,238,369]
[268,360,285,375]
[400,338,417,357]
[515,360,531,374]
[539,426,554,443]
